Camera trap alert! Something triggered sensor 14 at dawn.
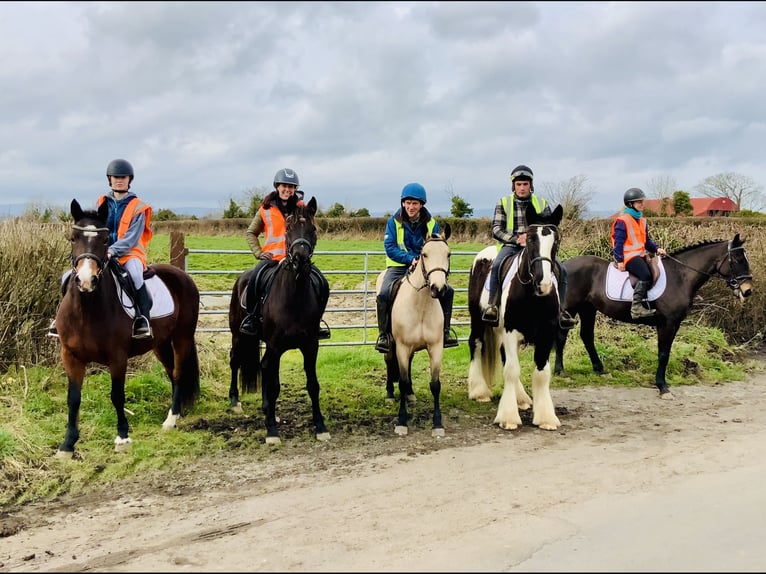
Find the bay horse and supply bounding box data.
[375,223,452,437]
[467,204,565,431]
[55,199,201,457]
[228,196,330,445]
[554,233,753,398]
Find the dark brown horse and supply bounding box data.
[228,197,330,445]
[554,234,753,398]
[467,204,565,431]
[55,199,201,457]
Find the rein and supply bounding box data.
[662,243,751,290]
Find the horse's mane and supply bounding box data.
[75,209,105,227]
[670,238,726,256]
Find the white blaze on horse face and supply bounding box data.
[75,225,104,292]
[537,227,556,295]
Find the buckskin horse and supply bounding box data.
[228,196,330,445]
[375,223,452,437]
[467,204,565,431]
[554,234,753,398]
[55,198,201,457]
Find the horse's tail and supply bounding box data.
[177,341,201,412]
[239,340,262,394]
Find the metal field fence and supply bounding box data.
[177,244,479,347]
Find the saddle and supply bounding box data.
[620,253,661,289]
[605,255,667,302]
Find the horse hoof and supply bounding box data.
[265,436,281,446]
[55,450,74,459]
[394,425,408,436]
[431,428,445,438]
[496,421,520,431]
[230,402,244,415]
[660,391,675,400]
[406,394,416,405]
[316,432,331,442]
[114,437,132,452]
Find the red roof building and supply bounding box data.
[641,197,739,217]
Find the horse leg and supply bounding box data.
[428,345,445,437]
[228,338,244,414]
[56,354,86,458]
[302,343,330,441]
[467,322,494,402]
[108,360,132,452]
[531,345,560,430]
[553,325,568,375]
[655,324,679,399]
[405,354,416,405]
[154,341,183,430]
[261,348,282,445]
[384,345,397,401]
[578,306,604,374]
[394,346,413,436]
[495,332,524,430]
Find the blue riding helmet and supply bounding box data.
[401,182,427,204]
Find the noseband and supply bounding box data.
[70,224,109,275]
[407,238,450,291]
[719,244,752,290]
[516,225,559,286]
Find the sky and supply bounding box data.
[2,1,765,217]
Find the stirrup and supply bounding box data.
[239,315,259,336]
[443,328,459,348]
[481,306,499,326]
[132,316,152,339]
[559,311,578,330]
[46,320,59,339]
[375,334,390,353]
[317,320,331,340]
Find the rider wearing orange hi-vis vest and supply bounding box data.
[47,159,154,340]
[611,187,667,319]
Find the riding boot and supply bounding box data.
[317,319,331,340]
[482,284,501,326]
[375,296,391,353]
[631,280,656,319]
[440,289,459,348]
[46,273,71,338]
[239,307,260,336]
[557,273,578,330]
[132,284,153,339]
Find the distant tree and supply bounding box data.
[154,208,178,221]
[539,174,594,220]
[325,203,347,218]
[645,175,678,200]
[694,172,765,211]
[222,197,247,219]
[731,209,766,218]
[672,191,693,216]
[22,202,67,223]
[245,186,269,217]
[350,207,370,217]
[444,181,473,218]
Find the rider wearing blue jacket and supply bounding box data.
[375,183,459,353]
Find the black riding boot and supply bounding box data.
[375,296,391,353]
[631,280,656,319]
[482,284,501,326]
[240,308,260,336]
[132,284,153,339]
[47,273,72,338]
[558,272,578,330]
[440,289,459,348]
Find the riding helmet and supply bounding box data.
[623,187,647,206]
[401,182,427,204]
[106,159,134,183]
[274,168,300,188]
[510,164,534,191]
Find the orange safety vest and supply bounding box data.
[611,213,647,264]
[97,195,153,268]
[258,201,305,261]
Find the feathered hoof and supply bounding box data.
[114,436,133,452]
[316,432,331,442]
[54,449,74,460]
[394,425,408,436]
[265,436,281,446]
[431,427,445,438]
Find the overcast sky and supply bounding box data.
[2,1,765,217]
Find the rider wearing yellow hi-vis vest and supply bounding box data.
[375,182,459,353]
[481,165,577,330]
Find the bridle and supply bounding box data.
[515,224,559,287]
[70,224,109,278]
[407,237,450,292]
[663,242,752,291]
[283,215,315,276]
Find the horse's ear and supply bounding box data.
[551,204,564,226]
[97,199,109,223]
[70,199,84,221]
[525,202,539,225]
[442,222,451,241]
[733,233,744,246]
[307,196,317,216]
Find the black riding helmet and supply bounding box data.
[106,159,135,184]
[510,164,534,191]
[623,187,647,206]
[274,168,300,188]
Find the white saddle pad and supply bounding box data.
[605,258,667,301]
[115,272,175,319]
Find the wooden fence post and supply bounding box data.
[169,231,188,270]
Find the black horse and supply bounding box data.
[467,204,565,431]
[554,234,753,398]
[228,196,330,445]
[56,199,201,457]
